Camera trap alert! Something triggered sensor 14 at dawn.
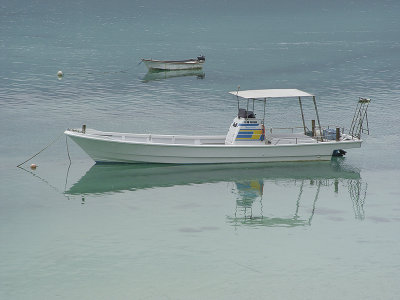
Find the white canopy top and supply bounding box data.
[229,89,314,99]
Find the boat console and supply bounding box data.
[225,111,265,145]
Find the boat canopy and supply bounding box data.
[229,89,314,99]
[229,88,320,137]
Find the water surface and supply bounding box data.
[1,0,399,299]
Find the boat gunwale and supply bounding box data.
[142,58,204,64]
[65,130,362,148]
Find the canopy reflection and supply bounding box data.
[228,175,366,227]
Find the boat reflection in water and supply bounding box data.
[66,159,367,227]
[142,69,205,82]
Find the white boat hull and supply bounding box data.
[65,129,362,164]
[142,59,204,70]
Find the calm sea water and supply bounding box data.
[1,0,400,299]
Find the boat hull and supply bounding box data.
[142,59,204,70]
[65,130,362,164]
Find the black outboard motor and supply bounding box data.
[332,149,347,157]
[197,55,205,62]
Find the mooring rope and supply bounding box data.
[16,132,64,167]
[65,135,71,164]
[64,135,72,192]
[17,133,73,201]
[17,164,63,192]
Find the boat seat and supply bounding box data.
[238,108,256,119]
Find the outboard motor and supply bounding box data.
[332,149,347,157]
[197,55,205,62]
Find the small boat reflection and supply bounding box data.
[142,69,205,82]
[66,159,367,226]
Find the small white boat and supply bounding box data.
[142,56,205,70]
[65,88,370,164]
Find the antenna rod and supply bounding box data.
[237,85,240,112]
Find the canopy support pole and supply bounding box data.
[298,97,307,135]
[263,98,266,125]
[312,96,323,141]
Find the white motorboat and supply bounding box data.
[142,56,205,70]
[65,88,370,164]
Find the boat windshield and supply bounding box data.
[238,108,255,119]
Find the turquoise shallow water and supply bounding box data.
[1,0,400,299]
